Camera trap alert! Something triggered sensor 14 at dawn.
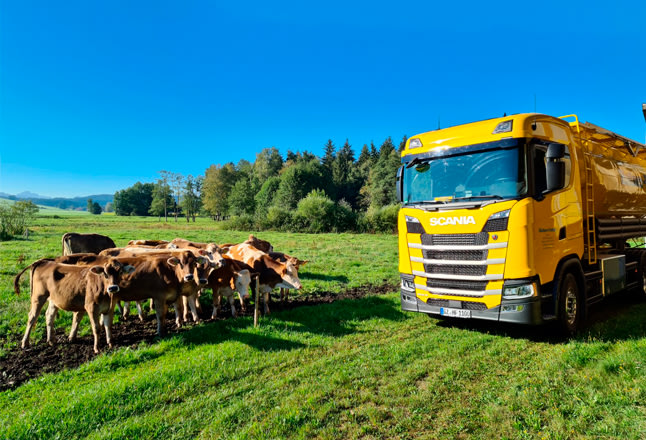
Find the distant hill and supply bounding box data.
[0,193,113,210]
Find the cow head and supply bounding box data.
[262,256,302,290]
[89,259,134,294]
[194,255,211,286]
[166,251,197,283]
[202,243,226,270]
[234,269,252,299]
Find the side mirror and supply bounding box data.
[546,143,565,159]
[396,166,404,203]
[546,143,566,192]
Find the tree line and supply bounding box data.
[113,137,406,233]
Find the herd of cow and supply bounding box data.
[14,232,307,353]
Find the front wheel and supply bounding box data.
[557,272,582,336]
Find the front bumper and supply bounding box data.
[400,288,543,325]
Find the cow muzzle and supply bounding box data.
[108,285,120,294]
[199,278,208,285]
[184,274,194,282]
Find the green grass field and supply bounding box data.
[1,213,646,439]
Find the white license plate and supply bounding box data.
[440,308,471,318]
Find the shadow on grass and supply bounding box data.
[298,271,349,283]
[179,294,404,350]
[433,292,646,344]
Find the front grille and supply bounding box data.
[427,279,488,291]
[424,249,488,261]
[483,218,509,232]
[422,232,488,246]
[426,298,488,310]
[424,264,487,277]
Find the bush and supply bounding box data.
[295,189,336,233]
[361,203,400,233]
[260,206,293,231]
[222,214,256,231]
[0,201,39,241]
[332,199,358,232]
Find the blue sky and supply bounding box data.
[1,1,645,198]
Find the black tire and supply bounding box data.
[557,271,582,336]
[635,252,646,299]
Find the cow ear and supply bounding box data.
[197,256,208,265]
[220,246,230,254]
[198,249,207,256]
[90,266,104,275]
[299,260,309,267]
[167,257,180,266]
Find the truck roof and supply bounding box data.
[402,113,645,158]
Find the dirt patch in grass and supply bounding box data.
[0,282,396,392]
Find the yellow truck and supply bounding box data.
[397,112,646,333]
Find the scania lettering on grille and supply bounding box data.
[429,216,476,226]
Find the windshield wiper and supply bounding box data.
[452,195,504,201]
[405,157,427,169]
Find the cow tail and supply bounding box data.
[13,264,32,295]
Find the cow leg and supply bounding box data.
[152,299,167,336]
[181,296,190,322]
[195,289,203,314]
[136,300,145,322]
[69,310,86,342]
[102,312,113,350]
[174,298,184,328]
[211,292,221,319]
[115,301,125,320]
[120,301,129,320]
[228,294,237,318]
[263,291,271,315]
[86,305,102,353]
[21,295,48,349]
[187,294,200,323]
[45,301,59,345]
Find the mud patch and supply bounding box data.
[0,282,396,392]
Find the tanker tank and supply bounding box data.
[576,121,646,241]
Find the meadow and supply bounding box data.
[1,213,646,439]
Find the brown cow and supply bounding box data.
[62,233,116,256]
[15,257,133,353]
[269,252,309,303]
[108,251,206,335]
[202,256,254,319]
[219,234,273,254]
[127,239,170,247]
[101,247,218,323]
[225,243,302,314]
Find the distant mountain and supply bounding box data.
[1,193,113,210]
[17,191,52,199]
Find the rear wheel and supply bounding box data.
[636,252,646,299]
[558,272,582,336]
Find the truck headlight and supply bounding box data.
[405,215,421,223]
[502,283,535,299]
[401,279,415,291]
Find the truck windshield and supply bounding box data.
[402,145,526,205]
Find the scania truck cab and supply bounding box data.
[397,113,646,333]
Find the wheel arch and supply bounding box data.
[551,255,586,322]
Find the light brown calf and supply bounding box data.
[15,257,131,353]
